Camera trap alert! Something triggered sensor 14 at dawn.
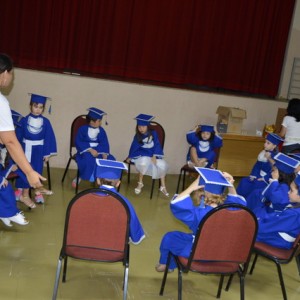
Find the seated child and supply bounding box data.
[186,124,222,168]
[156,168,246,272]
[256,171,300,249]
[74,107,115,186]
[95,159,145,245]
[0,141,29,227]
[126,114,169,196]
[247,152,299,215]
[236,133,283,198]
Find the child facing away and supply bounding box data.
[186,124,223,168]
[279,98,300,154]
[246,152,299,214]
[126,114,169,196]
[95,159,145,245]
[15,94,57,206]
[236,133,283,198]
[255,171,300,249]
[74,107,115,187]
[156,168,246,272]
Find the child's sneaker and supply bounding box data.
[0,218,13,227]
[9,212,29,225]
[35,194,44,204]
[15,188,22,201]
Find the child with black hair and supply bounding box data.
[74,107,115,187]
[279,98,300,153]
[186,124,222,168]
[126,114,169,196]
[247,153,299,215]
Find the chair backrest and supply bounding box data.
[149,121,165,149]
[188,204,258,270]
[62,188,131,262]
[69,115,87,157]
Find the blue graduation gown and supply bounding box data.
[256,206,300,249]
[186,131,223,167]
[159,193,246,269]
[236,149,277,198]
[16,113,57,188]
[98,185,145,244]
[128,130,164,159]
[75,125,115,181]
[0,146,20,218]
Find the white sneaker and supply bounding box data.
[0,218,13,227]
[9,212,29,225]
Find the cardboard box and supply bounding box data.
[216,106,247,133]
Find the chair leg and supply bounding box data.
[52,258,63,300]
[275,263,288,300]
[159,252,172,296]
[225,274,233,291]
[296,254,300,276]
[127,163,131,184]
[61,158,72,183]
[150,179,155,199]
[182,170,187,191]
[176,170,183,194]
[249,253,258,274]
[217,275,225,298]
[123,264,129,300]
[62,256,68,282]
[46,161,51,191]
[240,275,245,300]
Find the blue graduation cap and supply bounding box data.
[273,153,300,174]
[200,124,214,133]
[288,153,300,161]
[87,107,107,120]
[266,133,284,146]
[95,159,128,180]
[29,93,50,105]
[194,167,232,195]
[135,114,155,126]
[295,172,300,195]
[11,110,23,127]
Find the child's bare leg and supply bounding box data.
[159,177,169,197]
[134,173,144,194]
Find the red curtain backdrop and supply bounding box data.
[0,0,295,97]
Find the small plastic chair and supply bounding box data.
[159,204,258,300]
[52,188,131,300]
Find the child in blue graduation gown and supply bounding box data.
[127,114,169,196]
[247,152,299,214]
[75,107,115,186]
[15,94,57,205]
[0,142,29,227]
[256,171,300,249]
[156,168,246,272]
[186,124,222,168]
[236,133,283,198]
[95,159,145,245]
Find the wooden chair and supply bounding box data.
[159,204,258,300]
[61,115,87,193]
[249,234,300,300]
[125,121,166,199]
[52,188,131,300]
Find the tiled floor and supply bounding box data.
[0,168,299,299]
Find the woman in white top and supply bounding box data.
[279,98,300,153]
[0,53,45,189]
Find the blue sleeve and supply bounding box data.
[75,125,91,153]
[96,127,110,154]
[152,131,164,157]
[186,131,198,146]
[263,181,290,207]
[43,117,57,157]
[128,135,141,159]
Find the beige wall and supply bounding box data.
[3,1,299,174]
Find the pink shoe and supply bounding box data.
[15,189,22,201]
[35,194,44,204]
